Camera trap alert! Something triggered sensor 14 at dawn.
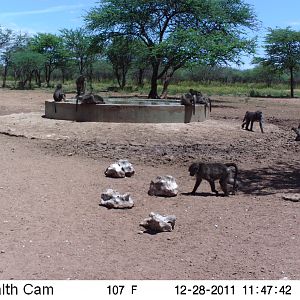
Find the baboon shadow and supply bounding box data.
[213,104,236,109]
[238,163,300,196]
[140,229,166,235]
[181,192,223,197]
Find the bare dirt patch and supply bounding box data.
[0,89,299,279]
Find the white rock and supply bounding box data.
[100,189,134,209]
[104,160,135,178]
[104,163,126,178]
[148,175,178,197]
[282,194,300,202]
[140,212,176,233]
[117,159,135,177]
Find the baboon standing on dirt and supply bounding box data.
[188,162,238,196]
[242,110,264,133]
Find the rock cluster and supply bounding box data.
[102,160,177,232]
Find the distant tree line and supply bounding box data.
[0,0,300,97]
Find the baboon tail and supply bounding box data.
[242,111,249,122]
[225,163,238,194]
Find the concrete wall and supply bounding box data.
[45,100,210,123]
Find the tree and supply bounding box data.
[256,27,300,98]
[11,50,45,89]
[30,33,66,87]
[106,36,136,88]
[0,28,29,87]
[60,28,98,75]
[85,0,257,98]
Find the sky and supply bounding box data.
[0,0,300,69]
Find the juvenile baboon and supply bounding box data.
[188,162,238,196]
[292,124,300,141]
[76,75,86,96]
[242,110,264,133]
[53,84,66,102]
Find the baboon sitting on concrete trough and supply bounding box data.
[79,93,105,104]
[53,84,66,102]
[189,89,212,112]
[181,92,195,106]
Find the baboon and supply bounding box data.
[181,92,196,115]
[53,84,66,102]
[181,92,195,106]
[292,124,300,141]
[188,162,238,196]
[226,164,240,194]
[79,93,105,104]
[189,89,212,112]
[242,110,264,133]
[189,89,202,98]
[76,75,86,96]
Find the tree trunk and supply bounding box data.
[290,67,294,98]
[148,63,160,99]
[120,65,126,89]
[137,68,144,87]
[45,65,51,87]
[115,68,121,88]
[2,65,8,88]
[160,74,172,99]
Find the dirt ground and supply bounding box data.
[0,89,299,280]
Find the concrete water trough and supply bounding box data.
[44,98,209,123]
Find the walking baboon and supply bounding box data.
[188,162,238,196]
[292,124,300,141]
[53,84,66,102]
[76,75,86,96]
[242,110,264,133]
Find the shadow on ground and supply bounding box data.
[239,163,300,195]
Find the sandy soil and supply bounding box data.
[0,88,299,280]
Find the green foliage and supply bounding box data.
[85,0,258,98]
[0,29,30,87]
[263,27,300,70]
[0,26,13,49]
[255,27,300,97]
[11,50,45,88]
[29,33,67,86]
[106,36,135,88]
[59,28,99,76]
